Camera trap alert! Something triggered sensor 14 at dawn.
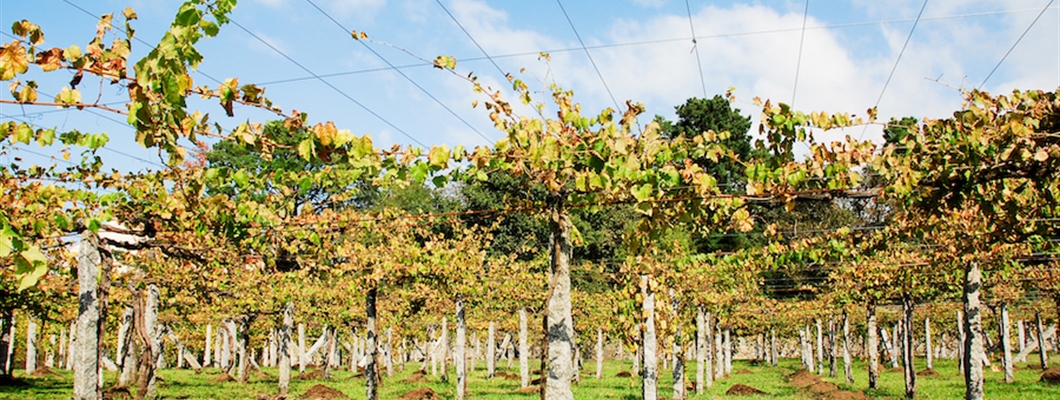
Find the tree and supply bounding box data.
[656,95,753,192]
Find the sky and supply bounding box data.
[1,0,1059,173]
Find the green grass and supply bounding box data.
[1,357,1058,399]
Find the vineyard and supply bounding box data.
[1,1,1060,400]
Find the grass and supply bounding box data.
[0,357,1058,399]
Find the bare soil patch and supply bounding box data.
[211,373,235,383]
[29,367,58,377]
[300,384,347,399]
[616,370,633,378]
[726,383,768,395]
[735,368,754,375]
[785,370,821,387]
[102,385,133,400]
[402,371,429,383]
[297,369,326,380]
[818,390,868,400]
[514,385,540,394]
[800,381,840,394]
[1040,366,1060,384]
[916,368,940,377]
[397,387,440,400]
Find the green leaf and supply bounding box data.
[233,170,249,187]
[14,245,48,291]
[409,162,428,184]
[428,144,450,167]
[631,184,653,202]
[297,138,314,161]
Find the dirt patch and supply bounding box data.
[402,371,429,383]
[800,381,840,394]
[29,367,58,377]
[496,371,521,380]
[616,370,633,378]
[211,373,235,383]
[818,390,868,400]
[300,384,347,399]
[255,370,272,379]
[397,387,440,400]
[102,386,133,400]
[297,369,326,380]
[514,385,540,394]
[887,367,904,373]
[726,384,767,395]
[1025,364,1045,370]
[786,370,821,387]
[735,368,754,375]
[1040,367,1060,384]
[916,368,940,377]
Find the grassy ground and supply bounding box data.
[1,357,1058,399]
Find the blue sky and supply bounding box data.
[2,0,1059,173]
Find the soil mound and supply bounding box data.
[726,384,767,395]
[736,368,754,375]
[402,371,429,383]
[888,367,903,373]
[800,381,840,394]
[102,386,133,400]
[300,384,347,399]
[30,367,58,377]
[616,370,633,378]
[297,369,326,380]
[916,368,940,377]
[211,373,235,382]
[1040,366,1060,384]
[397,387,440,400]
[818,391,868,400]
[786,370,821,387]
[514,385,540,394]
[496,371,520,380]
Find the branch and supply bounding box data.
[0,99,127,114]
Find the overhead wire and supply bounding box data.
[859,0,929,142]
[226,18,428,148]
[251,6,1060,88]
[978,0,1056,89]
[791,0,810,107]
[684,0,708,99]
[555,0,621,111]
[302,0,494,146]
[434,0,507,79]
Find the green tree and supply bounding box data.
[656,95,754,192]
[204,120,379,214]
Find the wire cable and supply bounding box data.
[979,0,1056,89]
[434,0,507,79]
[252,6,1060,88]
[859,0,929,141]
[684,0,708,99]
[303,0,493,146]
[791,0,810,107]
[555,0,621,111]
[227,18,428,148]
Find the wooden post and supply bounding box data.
[640,275,657,400]
[73,232,101,400]
[962,262,985,400]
